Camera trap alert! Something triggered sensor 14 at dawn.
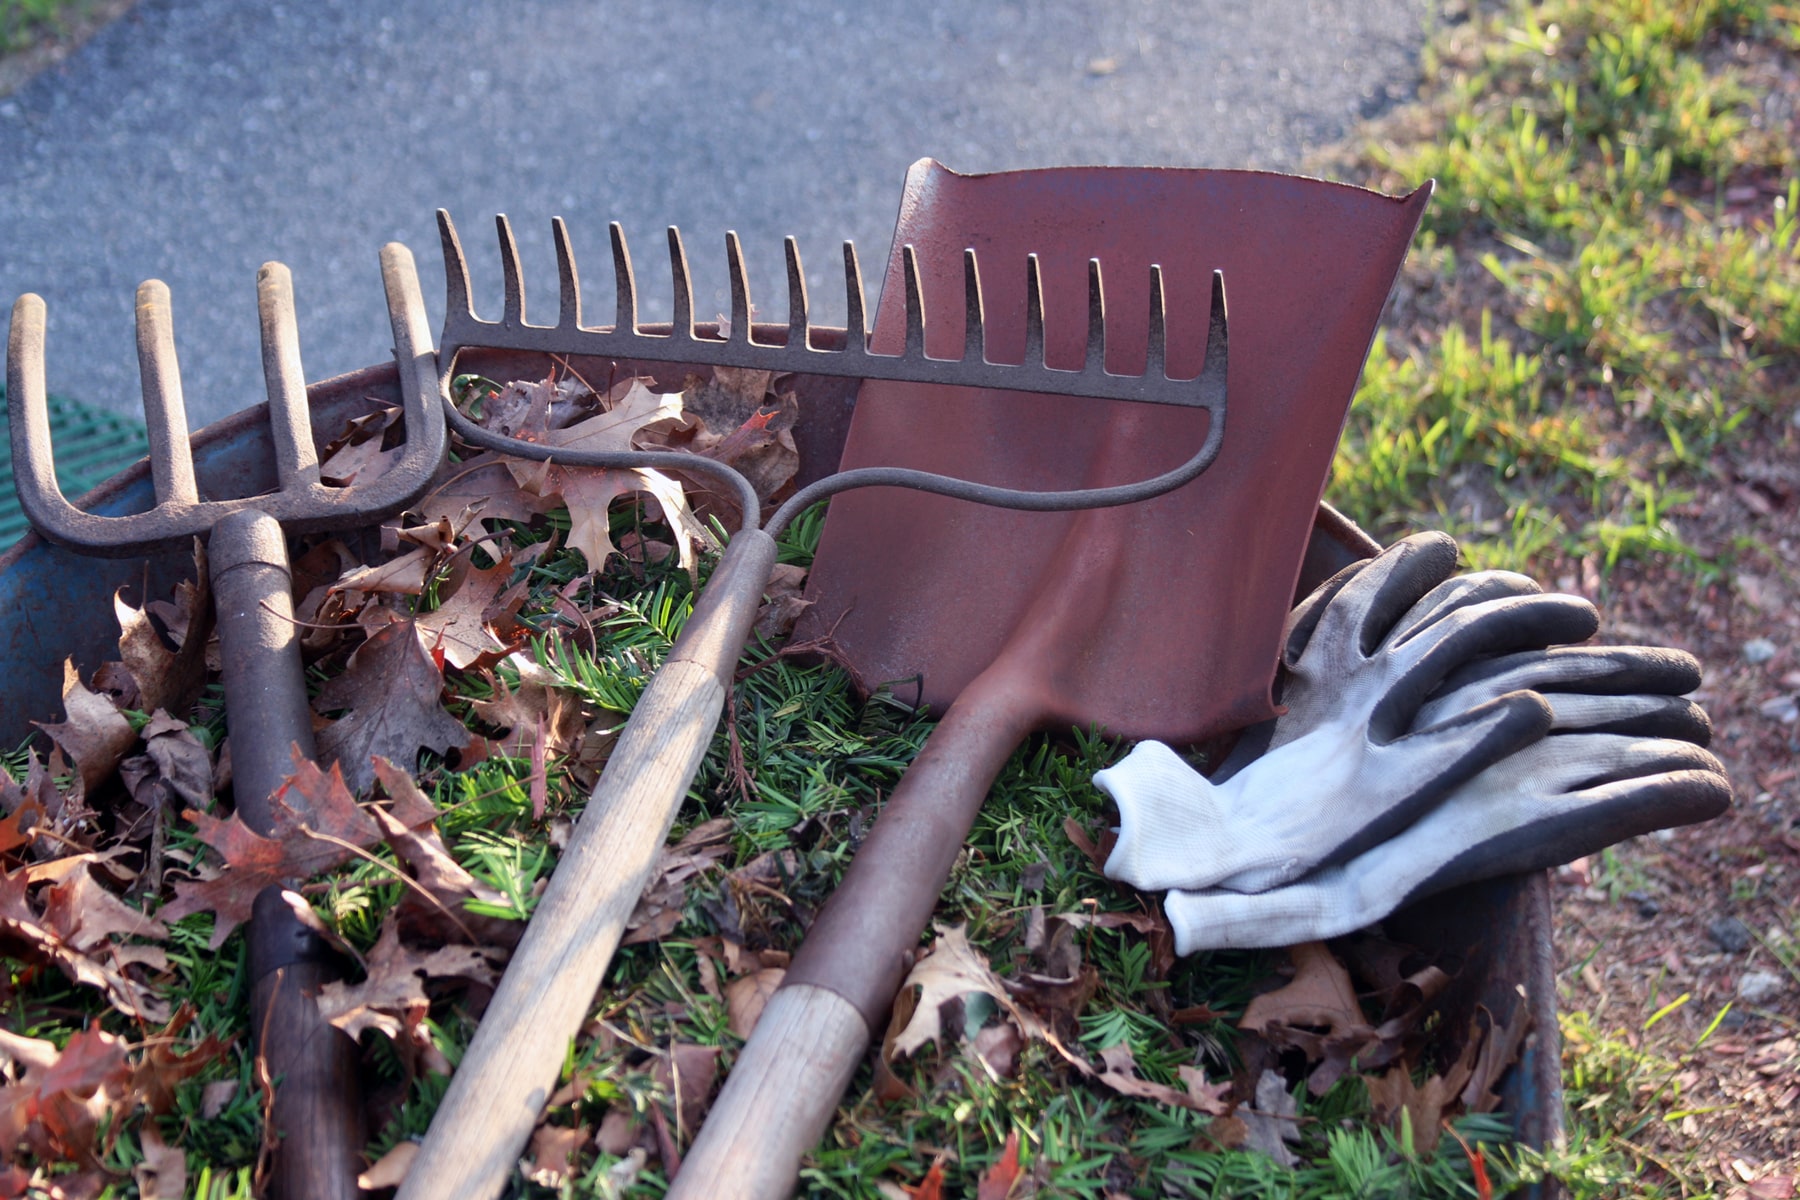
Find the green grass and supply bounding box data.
[0,0,89,53]
[1333,0,1800,577]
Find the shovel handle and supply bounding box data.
[670,685,1033,1200]
[399,528,778,1200]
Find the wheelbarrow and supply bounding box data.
[0,165,1564,1199]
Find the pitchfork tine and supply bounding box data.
[496,215,526,329]
[1023,253,1045,370]
[901,245,926,361]
[134,281,198,507]
[553,218,582,330]
[437,210,475,325]
[256,263,320,490]
[1083,258,1106,376]
[726,231,752,345]
[610,223,638,336]
[784,237,809,351]
[668,227,695,342]
[962,249,985,366]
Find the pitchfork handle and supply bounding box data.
[398,527,780,1200]
[212,509,363,1200]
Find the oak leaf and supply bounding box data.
[416,554,513,669]
[132,1125,186,1200]
[891,924,1018,1059]
[1093,1042,1230,1114]
[975,1130,1023,1200]
[314,917,499,1042]
[314,618,470,794]
[525,1124,589,1188]
[160,755,381,948]
[0,867,169,1021]
[725,968,785,1039]
[357,1141,420,1191]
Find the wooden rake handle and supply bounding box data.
[669,683,1035,1200]
[398,529,778,1200]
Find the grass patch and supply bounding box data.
[1330,0,1800,576]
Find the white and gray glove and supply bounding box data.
[1099,533,1598,894]
[1157,663,1730,952]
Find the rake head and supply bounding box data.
[7,246,447,556]
[436,211,1225,410]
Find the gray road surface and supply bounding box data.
[0,0,1427,427]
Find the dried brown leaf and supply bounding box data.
[525,1124,589,1188]
[725,968,785,1039]
[652,1042,722,1138]
[0,869,169,1021]
[975,1130,1023,1200]
[357,1140,420,1190]
[1093,1043,1229,1114]
[132,1125,186,1200]
[114,559,211,719]
[161,754,381,948]
[315,918,498,1042]
[313,619,470,794]
[417,555,512,669]
[35,660,135,795]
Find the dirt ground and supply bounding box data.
[1550,399,1800,1197]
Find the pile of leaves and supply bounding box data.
[4,363,1522,1198]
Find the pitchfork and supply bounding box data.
[7,248,447,1200]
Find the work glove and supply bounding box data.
[1157,666,1731,952]
[1099,532,1598,894]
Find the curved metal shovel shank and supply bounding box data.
[671,161,1431,1200]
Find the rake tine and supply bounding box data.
[611,222,638,335]
[1023,253,1045,370]
[1082,258,1107,378]
[726,231,752,345]
[1146,264,1169,382]
[1201,269,1229,392]
[437,209,475,325]
[784,237,809,351]
[901,245,926,362]
[553,218,582,331]
[134,281,198,507]
[6,294,69,536]
[842,241,867,358]
[497,215,526,329]
[668,226,695,342]
[256,263,320,491]
[961,248,985,366]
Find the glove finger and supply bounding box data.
[1385,570,1543,649]
[1370,593,1599,740]
[1422,646,1702,719]
[1544,693,1712,745]
[1389,766,1732,914]
[1288,532,1459,669]
[1281,558,1369,669]
[1215,689,1553,894]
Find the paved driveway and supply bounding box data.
[0,0,1426,425]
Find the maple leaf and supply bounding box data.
[314,917,498,1042]
[313,618,470,794]
[35,660,135,796]
[416,554,513,669]
[160,755,381,947]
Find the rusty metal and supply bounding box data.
[436,212,1227,533]
[668,163,1435,1199]
[6,251,448,1200]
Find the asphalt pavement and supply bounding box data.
[0,0,1427,426]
